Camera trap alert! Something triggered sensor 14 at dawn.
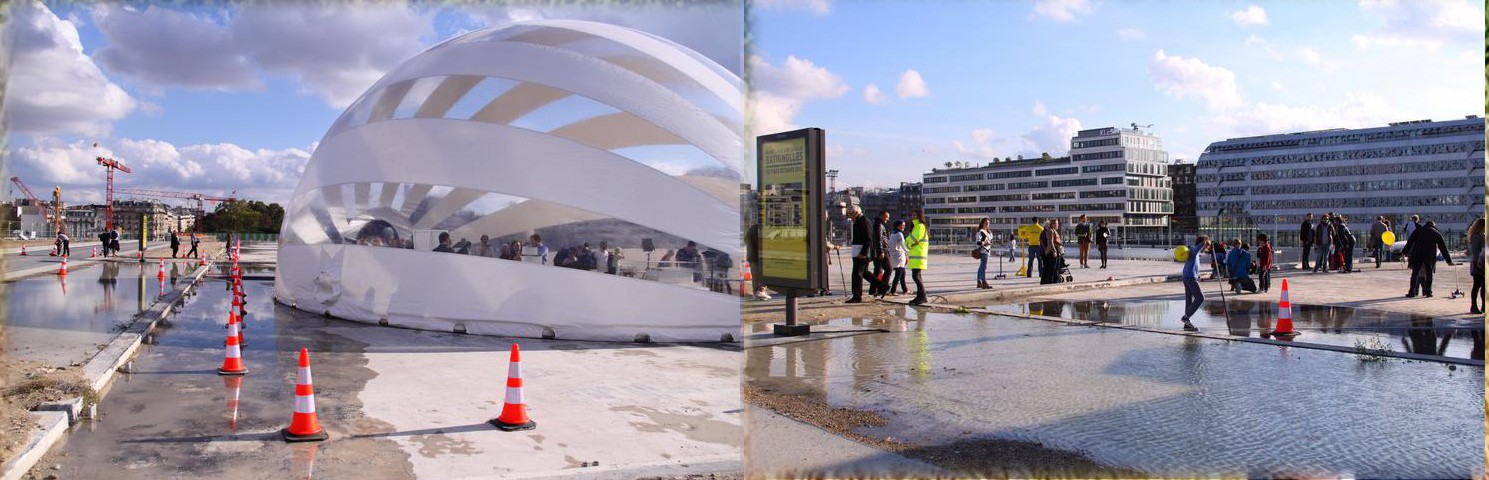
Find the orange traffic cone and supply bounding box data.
[232,311,246,347]
[90,246,97,258]
[282,348,328,442]
[218,316,248,376]
[158,258,166,279]
[489,343,536,431]
[199,253,207,266]
[19,243,27,256]
[224,376,242,432]
[58,256,67,276]
[1271,279,1299,337]
[739,260,752,297]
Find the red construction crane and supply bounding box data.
[95,151,133,230]
[10,176,57,232]
[115,188,236,232]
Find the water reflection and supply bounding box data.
[988,299,1484,360]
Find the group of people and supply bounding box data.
[1009,215,1111,286]
[846,206,928,305]
[432,231,626,274]
[1297,212,1360,273]
[1206,234,1274,295]
[167,230,200,258]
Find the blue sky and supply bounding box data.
[747,0,1485,189]
[3,1,742,205]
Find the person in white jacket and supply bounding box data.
[886,219,909,296]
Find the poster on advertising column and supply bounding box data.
[756,128,825,291]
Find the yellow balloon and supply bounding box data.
[1174,245,1190,262]
[1381,231,1396,245]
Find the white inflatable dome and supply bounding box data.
[275,20,743,342]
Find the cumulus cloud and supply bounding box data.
[3,1,137,136]
[863,83,888,105]
[747,54,847,135]
[956,101,1083,160]
[1032,0,1095,22]
[1213,94,1399,138]
[753,0,831,15]
[1352,0,1481,50]
[895,69,929,99]
[1296,46,1323,65]
[6,137,311,204]
[86,2,436,108]
[1231,5,1269,26]
[1148,50,1242,110]
[1116,28,1146,40]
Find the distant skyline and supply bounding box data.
[2,1,742,206]
[746,0,1484,189]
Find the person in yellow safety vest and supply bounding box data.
[1017,217,1044,278]
[907,209,930,305]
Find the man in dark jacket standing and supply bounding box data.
[868,210,890,296]
[1312,213,1333,273]
[169,230,181,258]
[1368,216,1388,268]
[1335,216,1354,273]
[1299,213,1314,270]
[1403,220,1455,297]
[846,205,885,303]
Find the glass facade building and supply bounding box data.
[1196,117,1485,246]
[921,126,1173,243]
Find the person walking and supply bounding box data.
[869,210,890,296]
[170,230,181,258]
[1256,233,1273,293]
[975,217,993,289]
[1298,213,1315,270]
[1369,216,1388,268]
[187,233,200,258]
[888,220,909,296]
[1467,218,1484,314]
[1403,220,1454,297]
[1336,216,1355,273]
[1403,215,1420,244]
[110,227,121,257]
[1312,213,1333,273]
[1074,215,1092,269]
[1021,216,1043,278]
[907,209,929,305]
[846,205,885,303]
[1180,236,1211,331]
[1094,220,1111,269]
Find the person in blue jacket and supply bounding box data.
[1180,236,1212,331]
[1225,238,1255,294]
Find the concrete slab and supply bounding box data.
[0,412,67,480]
[744,406,949,479]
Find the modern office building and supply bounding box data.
[1168,161,1198,235]
[1195,117,1485,245]
[921,125,1172,243]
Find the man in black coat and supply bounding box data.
[1402,220,1455,297]
[868,210,890,296]
[846,205,885,303]
[1298,213,1314,270]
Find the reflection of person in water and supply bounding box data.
[355,219,401,247]
[1401,317,1446,356]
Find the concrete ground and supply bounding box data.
[27,270,741,479]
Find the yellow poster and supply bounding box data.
[760,137,808,281]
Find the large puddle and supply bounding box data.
[744,310,1484,477]
[2,261,193,365]
[985,298,1484,360]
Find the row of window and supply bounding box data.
[1052,178,1099,187]
[1200,195,1476,211]
[1198,141,1484,169]
[1199,177,1480,197]
[1128,201,1173,214]
[949,173,985,182]
[1032,192,1077,200]
[1036,167,1079,177]
[1246,159,1471,181]
[966,183,1006,192]
[1009,181,1049,190]
[1082,163,1125,174]
[1126,161,1167,177]
[1205,123,1483,153]
[1074,151,1123,162]
[924,186,961,194]
[1072,137,1120,149]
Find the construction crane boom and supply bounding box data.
[115,188,236,233]
[95,154,132,230]
[9,176,56,228]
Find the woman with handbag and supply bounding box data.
[974,217,993,289]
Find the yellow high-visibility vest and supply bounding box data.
[1019,223,1045,246]
[907,220,928,269]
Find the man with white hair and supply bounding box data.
[846,204,885,303]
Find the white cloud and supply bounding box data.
[863,83,888,105]
[3,1,137,136]
[747,54,847,135]
[1353,0,1481,50]
[1296,46,1323,65]
[753,0,831,15]
[7,137,311,205]
[1148,50,1243,110]
[1023,112,1082,156]
[1231,5,1269,26]
[1244,35,1285,60]
[1213,94,1399,138]
[956,102,1082,160]
[1032,0,1095,22]
[895,69,929,99]
[1116,28,1146,40]
[1270,81,1284,91]
[86,2,436,109]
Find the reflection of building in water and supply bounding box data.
[276,20,742,342]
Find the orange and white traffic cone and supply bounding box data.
[282,348,328,442]
[90,246,97,258]
[58,255,67,276]
[1270,279,1299,337]
[740,261,752,297]
[218,316,248,376]
[19,243,27,256]
[158,258,167,279]
[224,376,242,432]
[232,311,246,347]
[489,343,536,431]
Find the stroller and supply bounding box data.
[1053,256,1074,283]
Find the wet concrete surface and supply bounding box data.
[743,308,1484,478]
[35,277,415,479]
[3,262,191,367]
[987,298,1485,360]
